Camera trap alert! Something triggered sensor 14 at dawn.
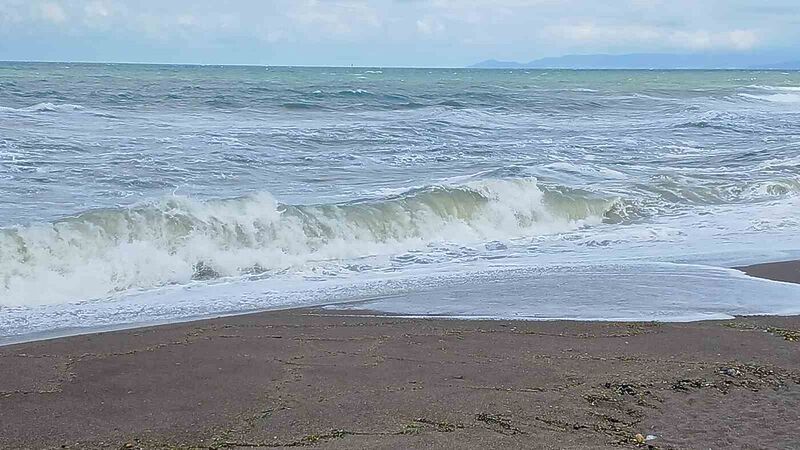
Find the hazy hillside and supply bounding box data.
[471,53,800,69]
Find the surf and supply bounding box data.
[0,178,629,306]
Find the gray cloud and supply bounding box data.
[0,0,798,65]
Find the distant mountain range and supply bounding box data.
[470,53,800,69]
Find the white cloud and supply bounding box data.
[285,0,383,38]
[39,1,66,24]
[544,23,761,51]
[176,14,196,27]
[0,3,24,26]
[546,24,661,43]
[416,16,445,35]
[668,29,760,51]
[727,29,760,50]
[83,1,111,19]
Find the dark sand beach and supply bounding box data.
[2,261,799,449]
[738,259,800,284]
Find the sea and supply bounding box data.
[2,62,800,343]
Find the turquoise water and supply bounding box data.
[2,63,800,341]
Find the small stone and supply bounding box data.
[720,367,741,377]
[635,433,646,444]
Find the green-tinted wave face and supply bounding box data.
[3,170,798,307]
[636,175,800,206]
[0,178,631,305]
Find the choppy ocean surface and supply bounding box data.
[2,63,800,342]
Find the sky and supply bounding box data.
[1,0,799,66]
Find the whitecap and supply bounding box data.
[0,179,626,307]
[739,93,800,103]
[0,102,85,113]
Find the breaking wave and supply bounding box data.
[739,93,800,103]
[0,102,85,113]
[0,179,628,306]
[747,85,800,92]
[641,176,800,205]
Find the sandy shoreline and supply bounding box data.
[1,261,799,449]
[736,259,800,284]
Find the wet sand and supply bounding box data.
[737,259,800,284]
[1,262,799,449]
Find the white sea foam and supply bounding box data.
[748,85,800,92]
[0,102,85,113]
[739,93,800,103]
[6,261,800,344]
[331,263,800,321]
[3,174,796,309]
[0,179,622,307]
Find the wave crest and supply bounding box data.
[0,102,84,113]
[739,93,800,103]
[0,179,626,306]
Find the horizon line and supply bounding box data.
[1,59,797,71]
[0,59,462,69]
